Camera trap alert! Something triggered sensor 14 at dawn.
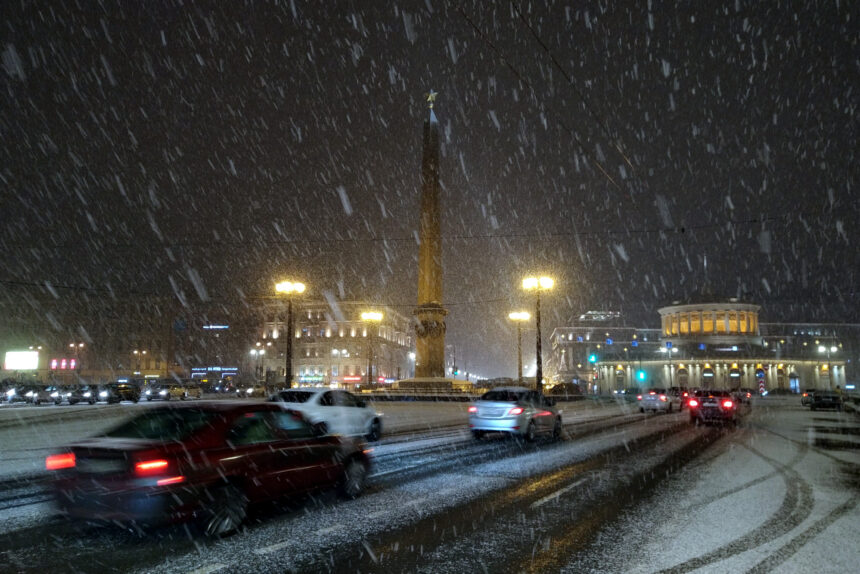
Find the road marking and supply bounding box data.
[254,540,292,555]
[314,523,343,535]
[529,477,589,509]
[186,564,228,574]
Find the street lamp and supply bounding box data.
[275,280,306,388]
[522,276,554,393]
[361,311,384,387]
[508,311,531,385]
[250,348,266,379]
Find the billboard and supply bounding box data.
[4,351,39,370]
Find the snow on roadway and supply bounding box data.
[562,397,860,574]
[133,410,682,574]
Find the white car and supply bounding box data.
[269,388,382,441]
[637,387,682,413]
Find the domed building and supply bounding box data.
[549,298,852,393]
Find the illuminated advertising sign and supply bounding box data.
[342,376,362,382]
[4,351,39,370]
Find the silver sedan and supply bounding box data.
[468,387,562,441]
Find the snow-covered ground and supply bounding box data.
[563,397,860,573]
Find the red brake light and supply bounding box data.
[468,406,477,413]
[659,394,667,402]
[637,395,642,400]
[688,399,698,408]
[135,459,169,475]
[683,392,688,397]
[746,393,751,398]
[46,453,76,470]
[508,406,524,415]
[722,400,734,408]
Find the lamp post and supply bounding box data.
[522,276,554,394]
[133,349,147,375]
[508,311,531,385]
[818,343,838,390]
[361,311,384,387]
[275,280,306,388]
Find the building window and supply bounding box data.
[680,313,689,335]
[332,365,338,377]
[739,312,748,333]
[728,312,738,333]
[702,312,714,333]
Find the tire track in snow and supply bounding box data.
[654,441,814,574]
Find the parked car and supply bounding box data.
[801,389,816,407]
[467,387,562,441]
[4,384,53,405]
[98,382,141,403]
[269,388,382,441]
[637,388,682,413]
[45,401,371,535]
[810,392,843,411]
[668,386,691,409]
[67,384,98,405]
[688,390,740,425]
[238,384,269,399]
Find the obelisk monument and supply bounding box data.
[412,90,449,386]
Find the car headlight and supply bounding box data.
[246,388,254,394]
[159,390,167,395]
[51,392,59,398]
[83,391,91,397]
[145,390,151,395]
[6,389,15,397]
[99,391,108,397]
[25,391,34,397]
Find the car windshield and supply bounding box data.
[480,390,525,402]
[102,409,220,441]
[275,391,314,403]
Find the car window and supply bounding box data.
[227,411,278,445]
[319,391,335,407]
[335,391,357,407]
[103,409,220,440]
[272,411,315,439]
[481,390,525,402]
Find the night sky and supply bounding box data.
[1,1,856,377]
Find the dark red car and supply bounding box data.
[46,401,371,536]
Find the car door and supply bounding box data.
[317,391,343,435]
[334,391,365,436]
[216,409,289,500]
[270,410,342,488]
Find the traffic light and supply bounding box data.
[637,370,647,382]
[588,354,598,364]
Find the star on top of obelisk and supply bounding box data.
[426,89,438,124]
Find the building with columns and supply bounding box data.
[549,299,854,394]
[255,301,414,388]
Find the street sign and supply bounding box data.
[759,380,766,394]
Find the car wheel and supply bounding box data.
[471,430,483,440]
[202,483,248,538]
[54,400,61,406]
[552,417,562,441]
[88,399,95,405]
[668,403,673,414]
[340,458,368,499]
[639,407,644,413]
[810,405,816,411]
[146,397,152,401]
[366,419,382,442]
[525,421,537,442]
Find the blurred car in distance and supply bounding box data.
[637,388,681,413]
[688,390,739,425]
[801,390,815,407]
[810,392,842,411]
[98,382,141,403]
[468,387,562,441]
[46,401,371,535]
[270,387,382,441]
[238,384,269,398]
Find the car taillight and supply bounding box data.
[688,399,698,408]
[722,400,734,408]
[683,392,688,397]
[659,394,667,402]
[468,406,477,413]
[637,395,642,400]
[508,406,524,415]
[46,453,76,470]
[746,393,751,398]
[135,459,169,476]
